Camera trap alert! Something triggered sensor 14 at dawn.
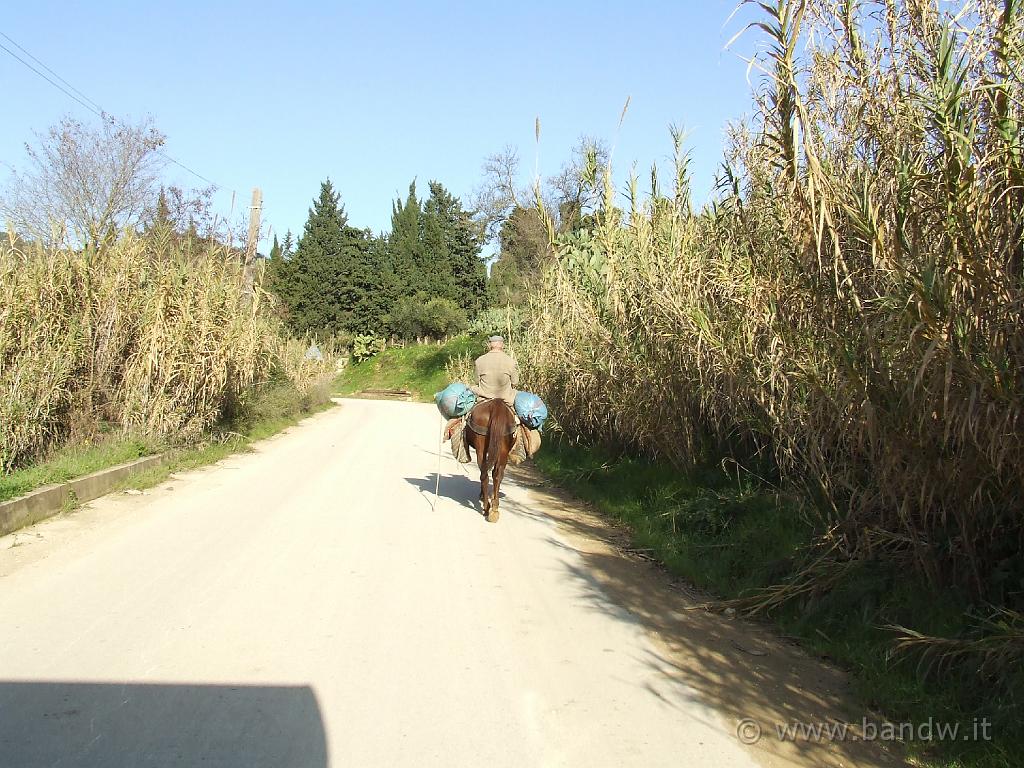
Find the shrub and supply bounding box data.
[422,297,468,338]
[386,294,467,341]
[468,306,525,339]
[351,334,386,363]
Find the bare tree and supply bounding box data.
[546,136,609,231]
[0,115,167,245]
[143,184,221,241]
[473,137,611,243]
[472,146,528,242]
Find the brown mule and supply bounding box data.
[465,399,516,522]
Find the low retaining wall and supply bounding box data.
[0,455,166,537]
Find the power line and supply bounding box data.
[0,31,105,115]
[0,31,236,194]
[154,148,227,191]
[0,39,105,120]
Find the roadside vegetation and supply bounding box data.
[536,437,1017,767]
[114,375,337,494]
[0,231,340,501]
[0,114,340,503]
[0,437,157,504]
[334,335,481,402]
[510,2,1024,766]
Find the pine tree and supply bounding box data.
[363,235,399,332]
[342,226,392,334]
[271,181,387,335]
[420,197,450,300]
[487,205,548,306]
[266,232,287,303]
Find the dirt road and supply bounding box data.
[0,399,900,767]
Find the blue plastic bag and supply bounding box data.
[435,382,477,419]
[514,391,549,431]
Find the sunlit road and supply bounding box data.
[0,399,896,767]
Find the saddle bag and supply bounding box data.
[445,417,472,463]
[514,391,549,431]
[435,382,477,419]
[509,425,542,465]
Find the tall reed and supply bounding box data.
[0,232,334,471]
[524,0,1024,601]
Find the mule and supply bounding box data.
[465,399,516,522]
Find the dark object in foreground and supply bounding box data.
[0,681,327,768]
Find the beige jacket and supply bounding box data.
[471,350,519,405]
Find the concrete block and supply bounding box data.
[0,454,165,537]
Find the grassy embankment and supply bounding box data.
[0,379,336,505]
[114,378,337,493]
[334,335,481,402]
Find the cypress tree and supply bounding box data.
[422,181,486,316]
[388,181,421,294]
[280,179,370,335]
[267,178,486,338]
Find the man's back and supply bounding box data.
[473,349,518,404]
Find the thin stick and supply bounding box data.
[433,417,443,510]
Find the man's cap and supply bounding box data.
[488,335,504,343]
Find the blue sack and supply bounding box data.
[514,391,549,431]
[435,382,477,419]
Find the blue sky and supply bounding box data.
[1,1,761,250]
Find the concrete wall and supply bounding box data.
[0,455,165,537]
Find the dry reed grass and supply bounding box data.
[524,0,1023,609]
[0,231,336,472]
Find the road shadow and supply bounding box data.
[404,462,904,765]
[0,681,327,768]
[405,472,499,517]
[496,465,907,768]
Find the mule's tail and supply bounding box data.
[483,400,513,472]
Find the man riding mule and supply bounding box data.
[465,336,519,522]
[470,335,518,405]
[437,335,545,523]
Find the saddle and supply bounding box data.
[446,403,539,465]
[465,399,519,436]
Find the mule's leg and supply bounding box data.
[478,448,490,515]
[486,438,511,523]
[486,464,501,523]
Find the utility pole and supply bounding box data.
[242,187,262,303]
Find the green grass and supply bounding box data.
[535,435,1020,768]
[334,335,482,402]
[0,437,160,503]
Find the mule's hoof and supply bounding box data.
[485,509,500,523]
